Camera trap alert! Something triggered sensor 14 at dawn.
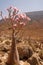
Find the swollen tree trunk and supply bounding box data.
[6,29,20,65]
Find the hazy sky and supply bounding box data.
[0,0,43,16]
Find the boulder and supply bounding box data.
[17,43,33,60]
[27,53,41,65]
[20,61,30,65]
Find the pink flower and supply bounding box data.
[13,24,17,29]
[11,16,14,21]
[13,24,17,27]
[19,14,25,18]
[23,22,26,26]
[20,22,26,26]
[22,14,26,18]
[17,13,27,20]
[20,22,23,25]
[13,7,19,13]
[15,17,19,22]
[26,16,31,21]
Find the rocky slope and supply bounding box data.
[0,34,43,65]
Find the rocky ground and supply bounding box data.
[0,34,43,65]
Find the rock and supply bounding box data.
[17,43,33,60]
[2,53,8,62]
[2,39,11,45]
[39,50,43,60]
[27,57,38,65]
[0,44,9,52]
[0,39,11,52]
[20,61,24,65]
[20,61,30,65]
[0,62,5,65]
[27,53,40,65]
[24,61,30,65]
[40,61,43,65]
[36,48,41,53]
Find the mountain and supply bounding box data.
[26,11,43,29]
[0,11,43,41]
[26,11,43,19]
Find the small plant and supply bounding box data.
[2,6,31,65]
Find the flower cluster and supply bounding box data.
[6,6,31,28]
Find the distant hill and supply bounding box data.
[26,11,43,19]
[26,11,43,29]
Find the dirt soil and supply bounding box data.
[0,32,43,65]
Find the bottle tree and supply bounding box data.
[5,6,31,65]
